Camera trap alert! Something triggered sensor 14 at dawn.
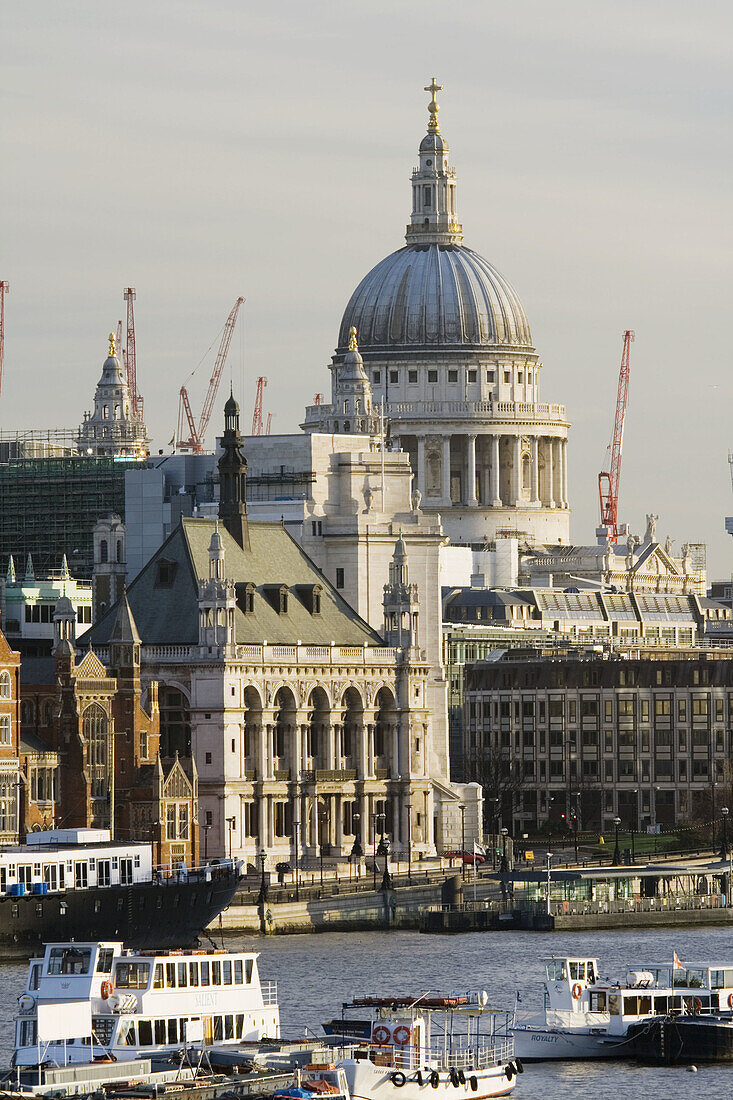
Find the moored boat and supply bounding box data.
[512,955,733,1061]
[327,992,521,1098]
[13,939,280,1066]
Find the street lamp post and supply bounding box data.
[459,802,466,881]
[257,848,267,904]
[350,811,363,881]
[377,828,391,891]
[612,816,621,865]
[546,850,553,916]
[318,806,328,889]
[293,811,300,901]
[631,789,638,864]
[500,827,509,872]
[720,806,729,862]
[372,811,385,890]
[405,803,412,883]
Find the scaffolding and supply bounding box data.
[0,456,131,579]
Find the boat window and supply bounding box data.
[638,996,652,1015]
[654,996,669,1014]
[545,960,567,981]
[189,962,199,986]
[48,947,92,975]
[154,965,164,989]
[223,961,232,984]
[623,996,640,1016]
[154,1020,166,1043]
[225,1014,234,1039]
[119,1020,136,1046]
[19,1020,37,1047]
[236,1013,244,1037]
[589,992,607,1012]
[138,1020,153,1046]
[214,1016,223,1041]
[710,969,733,988]
[586,962,596,984]
[167,1019,178,1043]
[29,963,41,991]
[177,962,188,988]
[234,960,243,985]
[96,949,114,973]
[212,961,221,986]
[686,969,707,988]
[115,962,150,989]
[245,959,253,984]
[166,963,176,987]
[201,961,210,987]
[608,994,620,1016]
[569,962,586,981]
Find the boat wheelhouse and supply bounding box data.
[14,940,280,1066]
[512,954,733,1061]
[327,992,520,1099]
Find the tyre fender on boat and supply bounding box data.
[449,1068,460,1088]
[571,983,582,999]
[391,1072,407,1087]
[414,1072,423,1086]
[469,1077,478,1092]
[430,1071,440,1088]
[514,1058,524,1074]
[505,1063,515,1082]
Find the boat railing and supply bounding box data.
[261,980,278,1005]
[355,1038,514,1071]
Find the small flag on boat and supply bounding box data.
[673,951,684,969]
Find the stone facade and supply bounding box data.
[463,650,733,837]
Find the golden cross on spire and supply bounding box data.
[424,77,443,132]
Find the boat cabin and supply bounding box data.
[14,940,280,1066]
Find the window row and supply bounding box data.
[370,368,533,386]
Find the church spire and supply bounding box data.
[406,78,463,247]
[218,394,250,550]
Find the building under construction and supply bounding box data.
[0,455,130,579]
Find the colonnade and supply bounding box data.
[400,431,569,508]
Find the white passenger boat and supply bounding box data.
[327,993,521,1098]
[511,954,733,1061]
[13,940,280,1066]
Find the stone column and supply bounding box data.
[511,436,521,505]
[466,433,478,506]
[442,435,451,502]
[530,436,540,504]
[367,722,375,778]
[546,438,555,508]
[258,796,267,850]
[560,438,568,507]
[391,720,400,778]
[291,722,301,780]
[391,793,401,846]
[553,438,562,507]
[416,434,426,498]
[300,723,309,771]
[490,435,501,506]
[257,722,267,781]
[326,719,335,770]
[335,795,343,852]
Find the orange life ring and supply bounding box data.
[728,993,733,1010]
[100,980,113,1000]
[372,1025,392,1046]
[392,1025,411,1045]
[571,983,582,1000]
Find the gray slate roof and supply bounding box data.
[85,517,382,648]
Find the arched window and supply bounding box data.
[116,540,122,563]
[100,539,108,564]
[0,671,11,699]
[0,715,11,745]
[83,703,108,799]
[20,700,34,727]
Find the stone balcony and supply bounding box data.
[387,399,567,423]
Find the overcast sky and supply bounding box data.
[2,1,732,575]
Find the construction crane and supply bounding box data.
[598,330,634,541]
[0,281,8,402]
[265,412,272,435]
[252,376,267,435]
[176,296,244,453]
[123,288,144,418]
[314,393,323,405]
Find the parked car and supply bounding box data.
[444,850,486,865]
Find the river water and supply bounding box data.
[1,926,731,1097]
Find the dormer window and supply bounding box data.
[263,585,289,614]
[236,582,256,614]
[296,584,322,616]
[155,560,177,587]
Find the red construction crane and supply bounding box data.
[314,393,323,405]
[176,297,244,453]
[252,377,267,435]
[265,412,272,435]
[0,281,8,402]
[598,330,634,541]
[123,288,144,419]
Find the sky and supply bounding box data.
[2,1,732,575]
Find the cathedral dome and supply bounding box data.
[338,244,532,353]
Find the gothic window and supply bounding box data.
[140,729,148,760]
[0,779,16,833]
[84,704,108,799]
[0,672,11,699]
[0,714,10,745]
[100,540,108,564]
[20,700,34,727]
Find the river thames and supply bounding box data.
[1,926,732,1097]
